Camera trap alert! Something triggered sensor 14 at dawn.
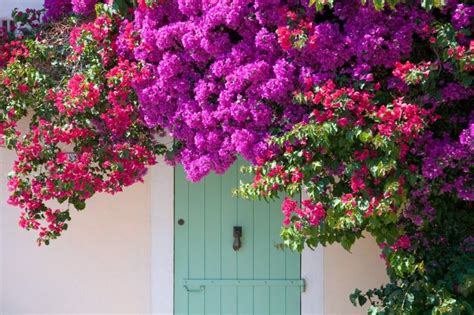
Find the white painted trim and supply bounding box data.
[150,158,174,315]
[301,189,325,315]
[302,246,324,315]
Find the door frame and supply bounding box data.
[150,157,324,315]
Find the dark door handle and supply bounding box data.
[233,226,242,251]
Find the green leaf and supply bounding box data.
[387,0,399,9]
[433,0,445,8]
[368,306,381,315]
[358,294,368,306]
[350,289,362,306]
[373,0,385,10]
[74,199,86,211]
[421,0,433,10]
[341,235,354,251]
[358,131,372,143]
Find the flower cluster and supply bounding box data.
[392,61,437,86]
[125,0,433,182]
[43,0,72,21]
[1,5,164,244]
[43,0,98,20]
[418,132,473,201]
[72,0,98,15]
[276,9,316,51]
[0,40,29,68]
[127,1,294,181]
[281,197,325,228]
[240,80,431,252]
[452,3,473,30]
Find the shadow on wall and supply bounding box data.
[324,236,388,315]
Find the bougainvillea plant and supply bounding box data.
[237,2,474,313]
[1,0,473,313]
[0,4,165,245]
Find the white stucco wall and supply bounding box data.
[1,148,152,314]
[324,237,388,314]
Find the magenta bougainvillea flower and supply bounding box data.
[71,0,98,15]
[126,0,432,182]
[43,0,72,21]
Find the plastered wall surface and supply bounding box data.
[1,148,152,314]
[324,237,389,315]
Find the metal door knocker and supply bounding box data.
[233,226,242,251]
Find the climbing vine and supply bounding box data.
[0,5,164,244]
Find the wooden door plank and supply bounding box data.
[236,160,254,315]
[220,162,238,315]
[188,176,206,314]
[204,173,222,315]
[269,195,287,315]
[253,199,271,315]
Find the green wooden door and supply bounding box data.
[174,160,302,315]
